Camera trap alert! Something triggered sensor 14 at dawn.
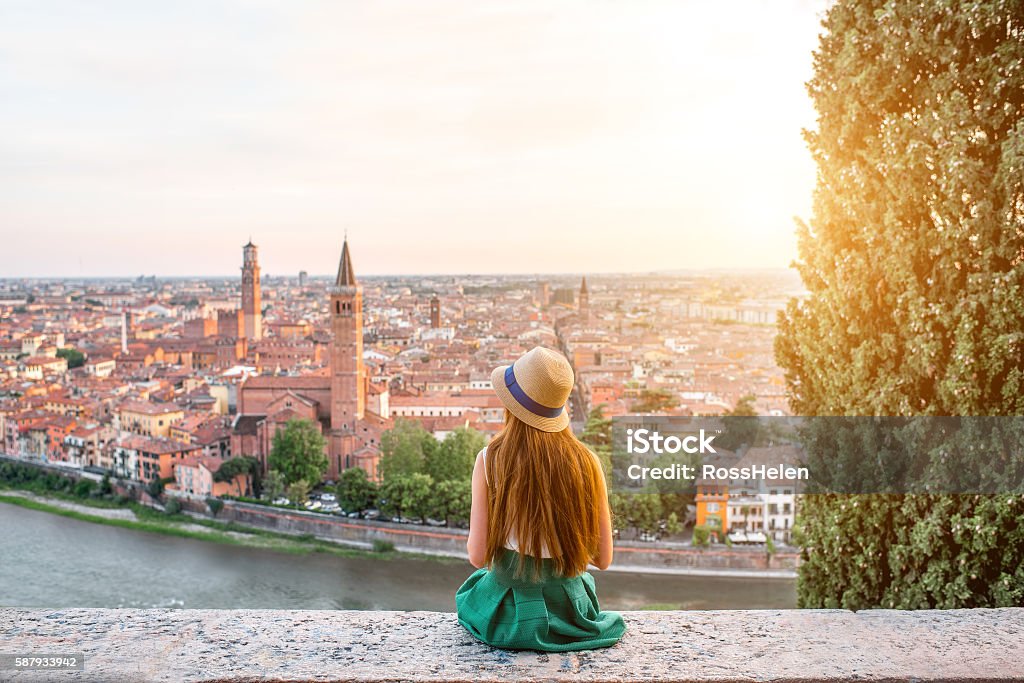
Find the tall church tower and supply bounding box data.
[330,239,366,439]
[579,277,589,317]
[429,295,441,329]
[241,240,262,340]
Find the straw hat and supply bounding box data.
[491,346,573,432]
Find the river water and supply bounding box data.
[0,502,796,611]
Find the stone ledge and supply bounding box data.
[2,608,1022,682]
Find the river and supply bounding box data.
[0,502,796,611]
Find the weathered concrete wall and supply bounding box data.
[2,607,1022,682]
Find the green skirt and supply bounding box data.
[455,548,626,652]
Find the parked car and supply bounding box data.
[321,503,340,513]
[320,492,337,503]
[425,518,447,527]
[347,511,361,518]
[638,531,660,542]
[272,497,290,506]
[728,531,749,544]
[305,500,322,510]
[363,509,380,520]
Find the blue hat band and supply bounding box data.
[504,365,564,419]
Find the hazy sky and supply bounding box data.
[0,1,829,277]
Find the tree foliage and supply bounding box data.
[424,427,485,483]
[261,469,287,502]
[430,479,472,525]
[268,419,328,486]
[335,467,377,513]
[285,479,311,507]
[56,348,85,369]
[776,0,1024,608]
[630,388,679,414]
[378,418,433,481]
[379,419,484,485]
[214,456,258,496]
[379,473,434,521]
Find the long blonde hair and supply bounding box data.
[484,410,606,579]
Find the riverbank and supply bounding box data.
[1,485,798,579]
[0,489,461,564]
[1,501,797,611]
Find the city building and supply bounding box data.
[117,401,185,438]
[241,240,262,340]
[232,239,389,481]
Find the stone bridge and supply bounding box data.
[2,607,1023,682]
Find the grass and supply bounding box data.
[0,489,463,565]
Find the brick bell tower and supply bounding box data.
[329,238,366,471]
[241,240,262,340]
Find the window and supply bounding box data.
[706,502,720,513]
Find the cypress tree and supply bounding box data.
[776,0,1024,608]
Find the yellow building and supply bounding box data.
[117,401,184,437]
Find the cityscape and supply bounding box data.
[0,239,804,552]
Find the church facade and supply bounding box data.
[231,239,387,482]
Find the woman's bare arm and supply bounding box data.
[466,450,489,568]
[591,452,614,571]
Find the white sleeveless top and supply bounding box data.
[479,447,553,558]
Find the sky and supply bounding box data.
[0,0,830,278]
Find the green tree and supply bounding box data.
[430,479,472,525]
[631,493,664,535]
[424,427,485,483]
[214,456,258,496]
[285,479,311,507]
[580,404,614,478]
[630,388,678,414]
[56,348,86,369]
[664,511,683,536]
[692,525,711,548]
[261,469,287,502]
[580,404,613,449]
[206,497,224,517]
[378,418,432,481]
[716,394,762,451]
[335,467,377,514]
[146,478,164,499]
[403,473,435,521]
[776,0,1024,609]
[268,419,328,486]
[379,473,434,521]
